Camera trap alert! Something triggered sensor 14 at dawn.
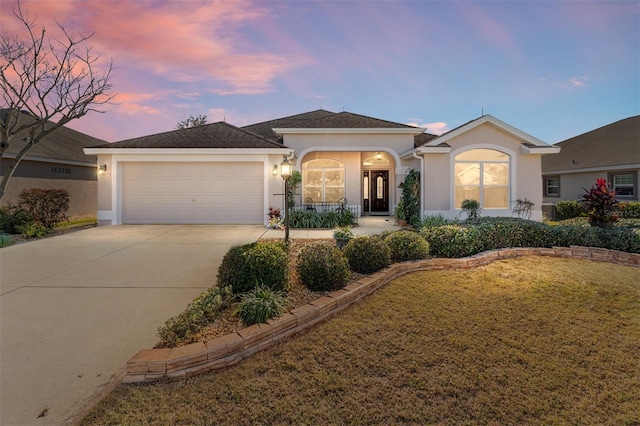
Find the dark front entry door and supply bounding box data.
[370,170,389,213]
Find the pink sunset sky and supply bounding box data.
[1,0,638,144]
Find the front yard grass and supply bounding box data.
[81,256,640,425]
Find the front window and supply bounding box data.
[544,176,560,197]
[610,173,635,198]
[454,149,510,209]
[302,159,345,203]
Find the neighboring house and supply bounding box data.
[84,110,560,225]
[541,115,640,218]
[1,111,106,219]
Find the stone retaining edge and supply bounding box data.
[123,246,639,384]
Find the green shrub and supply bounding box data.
[619,202,640,219]
[236,284,291,326]
[19,188,70,228]
[343,235,391,274]
[385,230,430,262]
[555,200,584,220]
[401,169,421,225]
[289,209,355,228]
[18,222,50,238]
[0,204,33,234]
[157,285,233,347]
[297,241,351,291]
[419,225,482,258]
[0,233,13,248]
[471,217,552,250]
[217,241,288,294]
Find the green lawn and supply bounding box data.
[81,256,640,425]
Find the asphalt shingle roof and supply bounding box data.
[93,121,286,149]
[1,110,104,164]
[241,109,336,141]
[279,111,419,129]
[542,116,640,172]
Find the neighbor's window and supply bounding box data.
[544,176,560,197]
[302,159,345,203]
[610,173,635,198]
[454,149,510,209]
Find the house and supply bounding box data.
[541,115,639,218]
[0,111,106,219]
[84,110,560,225]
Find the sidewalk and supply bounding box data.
[260,216,400,239]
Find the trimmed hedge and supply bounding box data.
[419,218,640,257]
[555,200,584,220]
[343,235,391,274]
[297,241,351,291]
[385,230,430,262]
[217,241,289,294]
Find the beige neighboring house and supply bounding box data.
[541,115,640,219]
[0,111,106,219]
[85,110,560,225]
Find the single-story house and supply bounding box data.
[541,115,639,219]
[1,110,106,219]
[84,110,560,225]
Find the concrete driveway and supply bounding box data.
[0,225,267,425]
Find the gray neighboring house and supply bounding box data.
[541,115,640,218]
[0,111,106,219]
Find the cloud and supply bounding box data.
[567,76,589,88]
[406,121,449,135]
[7,0,311,96]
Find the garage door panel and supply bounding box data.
[122,162,264,224]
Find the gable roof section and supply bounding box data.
[89,121,286,150]
[542,115,640,173]
[1,110,104,165]
[273,111,424,135]
[417,114,558,154]
[241,109,336,141]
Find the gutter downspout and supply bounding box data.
[413,151,424,219]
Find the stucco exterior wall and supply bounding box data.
[421,123,545,220]
[542,168,640,204]
[1,176,97,220]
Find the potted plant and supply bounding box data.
[333,225,354,248]
[395,200,407,227]
[580,178,619,228]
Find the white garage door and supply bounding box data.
[122,162,264,224]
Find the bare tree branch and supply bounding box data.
[0,0,115,200]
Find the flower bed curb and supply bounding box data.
[123,246,639,384]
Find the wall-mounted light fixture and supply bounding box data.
[272,164,279,176]
[376,152,382,161]
[98,164,107,175]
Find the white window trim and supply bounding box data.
[449,144,516,213]
[302,159,346,203]
[544,176,560,197]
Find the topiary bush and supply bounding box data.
[384,230,430,262]
[157,285,233,347]
[297,241,351,291]
[343,235,391,274]
[217,241,288,294]
[236,284,291,326]
[419,225,483,258]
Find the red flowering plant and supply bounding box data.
[579,178,619,226]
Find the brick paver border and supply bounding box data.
[124,246,639,384]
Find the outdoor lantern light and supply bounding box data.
[280,157,293,241]
[376,152,382,160]
[98,164,107,175]
[272,164,279,176]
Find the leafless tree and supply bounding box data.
[0,1,114,200]
[176,113,209,130]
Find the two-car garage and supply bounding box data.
[120,162,265,224]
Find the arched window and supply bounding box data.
[302,159,345,203]
[454,149,509,209]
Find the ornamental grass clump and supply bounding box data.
[297,241,351,292]
[343,235,391,274]
[217,241,288,294]
[236,284,291,326]
[384,230,429,263]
